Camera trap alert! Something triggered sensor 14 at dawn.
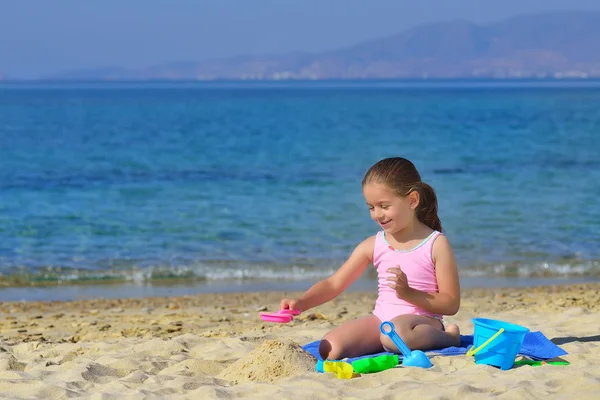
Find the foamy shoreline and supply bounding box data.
[2,275,599,303]
[0,283,598,399]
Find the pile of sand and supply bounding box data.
[217,339,316,384]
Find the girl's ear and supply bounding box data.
[408,191,420,210]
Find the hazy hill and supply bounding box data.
[45,10,600,80]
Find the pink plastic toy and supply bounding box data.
[260,309,301,323]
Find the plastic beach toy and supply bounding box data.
[468,318,529,370]
[351,354,399,374]
[514,359,570,367]
[260,309,301,323]
[323,361,354,379]
[380,321,432,368]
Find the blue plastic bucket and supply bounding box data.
[471,318,529,370]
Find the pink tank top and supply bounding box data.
[373,230,443,320]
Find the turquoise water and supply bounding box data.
[0,81,599,298]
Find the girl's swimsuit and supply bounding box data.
[372,230,443,324]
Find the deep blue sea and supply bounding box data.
[1,80,599,300]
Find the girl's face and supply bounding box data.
[363,182,418,234]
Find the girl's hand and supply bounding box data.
[279,298,302,312]
[387,266,412,299]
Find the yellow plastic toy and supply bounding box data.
[323,361,354,379]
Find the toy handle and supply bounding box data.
[380,321,412,356]
[466,328,505,357]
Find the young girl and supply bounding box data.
[280,157,461,360]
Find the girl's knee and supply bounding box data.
[319,336,344,360]
[318,339,331,359]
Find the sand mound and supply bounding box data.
[217,339,316,384]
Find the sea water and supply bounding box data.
[1,80,599,300]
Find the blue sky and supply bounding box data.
[2,0,600,78]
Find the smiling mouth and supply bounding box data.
[380,220,392,226]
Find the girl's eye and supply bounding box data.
[381,205,390,210]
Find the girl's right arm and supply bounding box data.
[280,235,375,312]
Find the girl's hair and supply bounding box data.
[362,157,443,232]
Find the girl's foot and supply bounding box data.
[446,324,461,346]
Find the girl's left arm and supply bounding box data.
[388,235,461,315]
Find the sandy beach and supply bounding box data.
[0,283,598,399]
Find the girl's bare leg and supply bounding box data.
[381,314,460,352]
[319,314,384,360]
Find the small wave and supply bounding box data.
[459,259,600,278]
[0,259,598,288]
[0,264,338,287]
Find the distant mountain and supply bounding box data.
[45,67,139,81]
[44,10,600,81]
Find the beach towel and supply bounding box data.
[302,331,567,363]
